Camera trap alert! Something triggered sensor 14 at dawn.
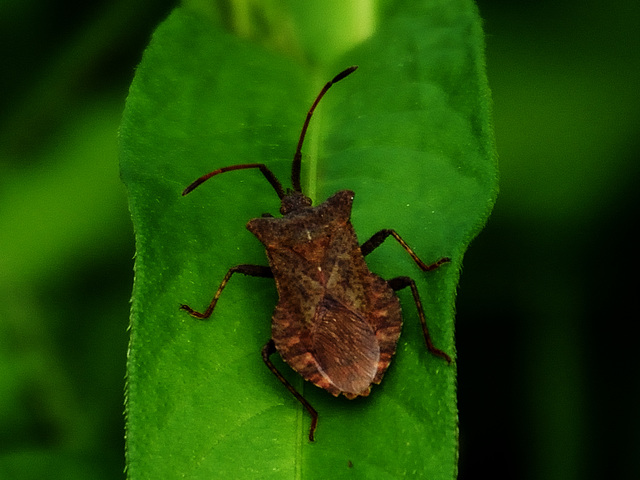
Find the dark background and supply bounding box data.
[1,1,638,478]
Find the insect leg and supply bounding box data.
[387,276,452,364]
[261,339,319,442]
[180,264,273,319]
[360,229,450,271]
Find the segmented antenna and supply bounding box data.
[291,66,358,192]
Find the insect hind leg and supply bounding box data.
[262,340,318,442]
[387,276,452,364]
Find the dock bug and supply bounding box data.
[180,66,452,441]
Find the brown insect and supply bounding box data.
[180,66,452,441]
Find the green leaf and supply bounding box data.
[119,1,496,479]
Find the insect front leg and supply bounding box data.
[360,229,450,271]
[180,264,273,319]
[261,340,319,442]
[387,276,452,364]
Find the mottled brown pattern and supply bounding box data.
[248,190,404,398]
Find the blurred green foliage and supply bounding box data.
[1,0,638,479]
[458,1,640,479]
[0,1,175,478]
